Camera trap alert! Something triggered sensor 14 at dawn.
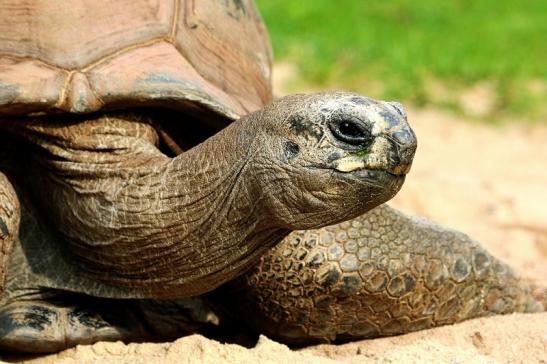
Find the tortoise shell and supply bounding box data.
[0,0,272,120]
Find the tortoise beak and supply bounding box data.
[385,123,417,176]
[332,125,417,176]
[389,163,412,176]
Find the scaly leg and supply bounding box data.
[0,167,217,353]
[0,293,216,353]
[0,172,19,299]
[225,204,543,344]
[0,170,143,353]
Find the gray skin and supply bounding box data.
[0,92,423,352]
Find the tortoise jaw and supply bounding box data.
[389,163,412,176]
[333,155,411,176]
[333,155,367,173]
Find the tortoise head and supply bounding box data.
[249,91,417,229]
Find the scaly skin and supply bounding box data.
[0,92,422,353]
[0,173,19,297]
[225,204,542,345]
[1,93,414,300]
[0,93,542,353]
[0,179,542,351]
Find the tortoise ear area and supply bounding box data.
[283,140,300,161]
[285,113,325,144]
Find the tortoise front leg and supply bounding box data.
[0,172,19,299]
[0,298,146,353]
[0,175,145,353]
[225,204,543,345]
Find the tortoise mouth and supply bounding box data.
[302,163,406,191]
[332,155,411,176]
[305,160,408,184]
[340,168,406,189]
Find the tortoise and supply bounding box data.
[0,0,541,354]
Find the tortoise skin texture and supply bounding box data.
[0,174,19,297]
[0,0,542,355]
[225,205,539,344]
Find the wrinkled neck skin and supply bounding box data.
[13,113,289,299]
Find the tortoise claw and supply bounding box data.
[0,301,139,353]
[0,303,64,353]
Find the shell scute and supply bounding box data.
[0,0,272,119]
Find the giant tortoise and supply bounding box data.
[0,0,541,353]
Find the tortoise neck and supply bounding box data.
[15,112,287,298]
[155,119,287,291]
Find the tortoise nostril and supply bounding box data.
[329,120,369,146]
[387,127,417,169]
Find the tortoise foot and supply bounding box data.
[0,300,144,353]
[0,296,221,353]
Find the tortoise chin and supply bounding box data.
[349,169,406,192]
[320,169,407,225]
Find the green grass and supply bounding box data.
[256,0,547,122]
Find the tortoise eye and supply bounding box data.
[329,120,369,146]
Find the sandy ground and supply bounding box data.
[3,105,547,363]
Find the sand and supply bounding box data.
[3,108,546,363]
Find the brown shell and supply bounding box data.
[0,0,272,120]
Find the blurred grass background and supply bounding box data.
[255,0,546,122]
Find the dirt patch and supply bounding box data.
[390,108,547,288]
[457,82,497,117]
